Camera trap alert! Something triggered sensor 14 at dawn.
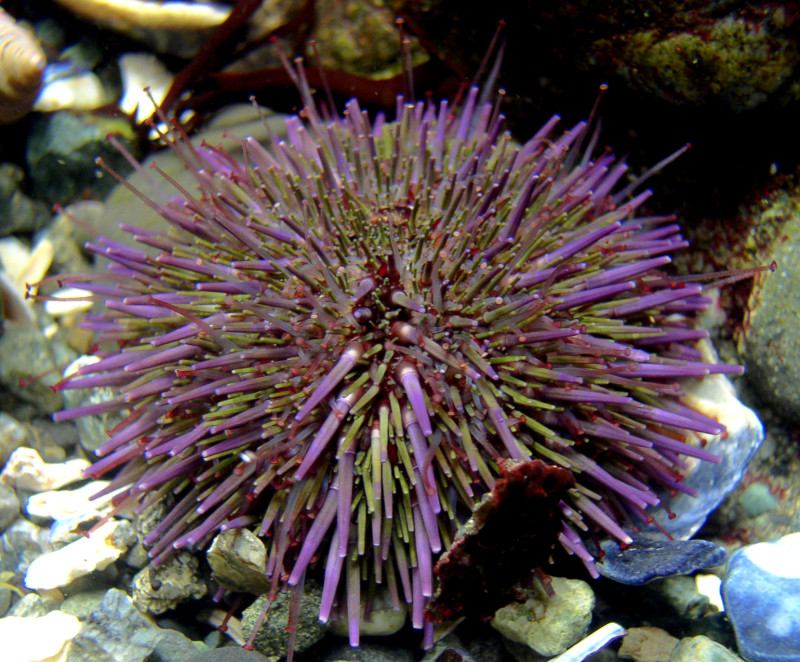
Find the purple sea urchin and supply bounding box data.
[48,60,751,653]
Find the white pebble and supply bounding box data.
[24,520,129,590]
[34,71,108,112]
[43,287,94,317]
[0,610,81,662]
[118,52,174,122]
[1,448,90,493]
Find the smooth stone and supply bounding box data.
[649,339,763,540]
[207,529,270,595]
[739,482,780,518]
[654,576,711,619]
[241,580,327,658]
[668,635,744,662]
[322,642,416,662]
[723,532,800,662]
[0,327,65,414]
[596,538,726,585]
[24,519,135,590]
[618,626,679,662]
[1,447,89,493]
[327,585,407,638]
[491,576,594,658]
[0,610,81,662]
[25,480,112,523]
[131,552,207,615]
[0,482,20,532]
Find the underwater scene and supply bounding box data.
[1,2,799,662]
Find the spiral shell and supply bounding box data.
[0,8,46,124]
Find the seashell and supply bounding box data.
[0,8,47,123]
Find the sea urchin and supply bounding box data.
[49,59,748,653]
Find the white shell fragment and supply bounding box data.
[1,447,90,493]
[118,52,174,122]
[0,610,82,662]
[24,519,131,590]
[44,287,94,317]
[551,622,627,662]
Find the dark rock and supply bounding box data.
[183,647,270,662]
[0,518,51,575]
[0,326,65,414]
[0,162,51,236]
[723,533,800,662]
[0,483,20,532]
[66,588,199,662]
[240,580,327,658]
[596,538,726,585]
[26,111,137,205]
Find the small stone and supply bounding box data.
[0,162,50,236]
[321,642,416,662]
[596,538,726,585]
[668,635,744,662]
[654,576,711,619]
[0,610,81,662]
[24,519,133,590]
[66,588,192,662]
[8,591,60,618]
[0,518,52,575]
[207,529,270,595]
[26,110,138,205]
[184,647,273,662]
[1,447,89,493]
[131,552,207,615]
[738,482,780,518]
[0,482,20,532]
[723,532,800,662]
[618,627,680,662]
[241,580,327,658]
[25,480,112,524]
[490,576,594,658]
[327,585,407,637]
[0,327,64,414]
[60,589,107,621]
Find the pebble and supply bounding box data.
[491,576,594,658]
[722,531,800,662]
[25,480,112,524]
[596,538,726,585]
[131,552,207,615]
[652,341,764,540]
[738,482,780,518]
[1,447,89,493]
[321,642,416,662]
[0,326,66,414]
[668,635,744,662]
[183,649,272,662]
[327,585,407,637]
[66,588,199,662]
[0,610,81,662]
[618,626,679,662]
[0,482,20,532]
[0,518,52,575]
[207,529,270,595]
[241,581,327,658]
[24,519,135,591]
